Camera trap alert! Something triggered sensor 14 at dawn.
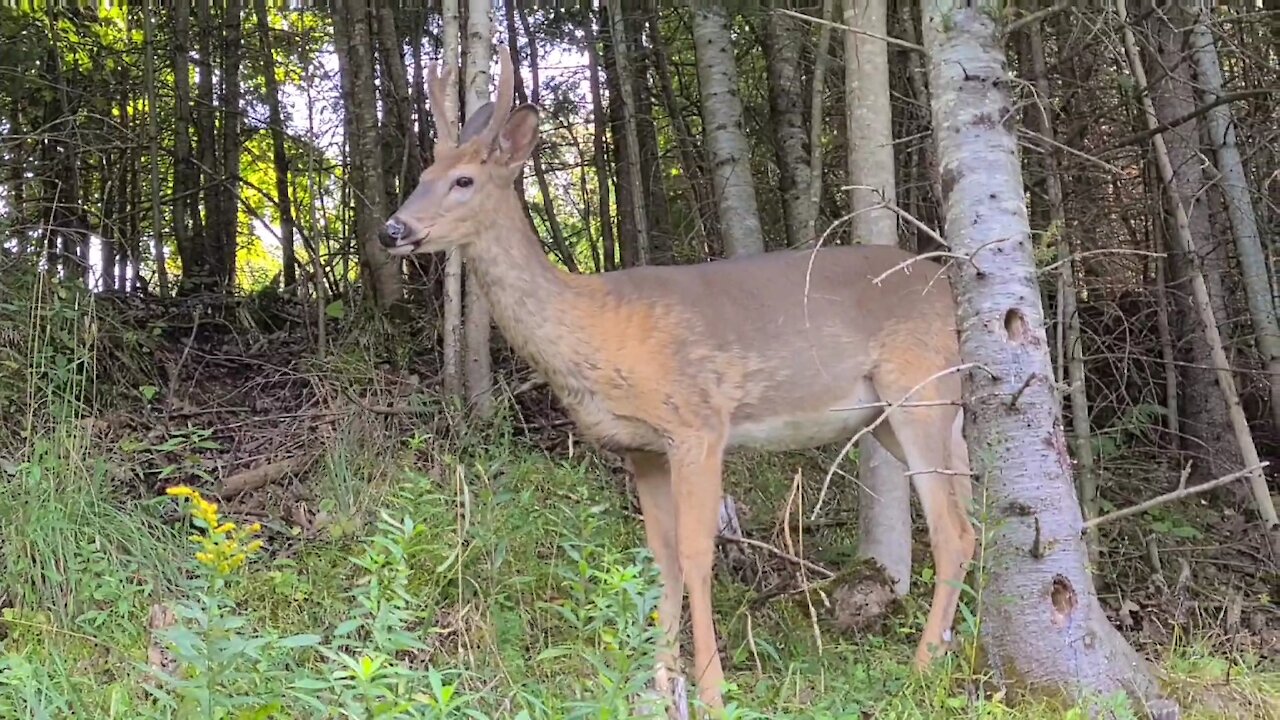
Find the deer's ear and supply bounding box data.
[460,102,496,145]
[493,104,540,168]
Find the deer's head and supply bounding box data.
[380,45,539,256]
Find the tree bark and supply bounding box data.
[763,10,816,249]
[1189,8,1280,437]
[516,3,579,273]
[844,0,896,242]
[141,2,169,296]
[584,11,617,271]
[630,25,676,266]
[218,0,243,287]
[195,0,218,288]
[1120,0,1280,557]
[171,0,199,291]
[690,4,765,258]
[439,0,464,401]
[921,0,1164,708]
[333,0,401,307]
[605,0,651,267]
[374,4,420,206]
[253,0,297,289]
[463,0,494,416]
[648,15,714,249]
[807,0,835,240]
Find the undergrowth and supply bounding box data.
[0,273,1276,719]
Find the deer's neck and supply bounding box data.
[461,197,591,379]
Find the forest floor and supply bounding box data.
[1,272,1278,719]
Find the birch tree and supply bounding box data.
[920,0,1164,708]
[842,0,913,598]
[689,4,765,257]
[440,0,464,400]
[464,0,494,416]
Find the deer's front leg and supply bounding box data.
[629,451,684,693]
[668,436,727,714]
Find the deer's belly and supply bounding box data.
[727,405,882,452]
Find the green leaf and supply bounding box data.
[333,618,362,637]
[278,633,322,649]
[324,299,345,319]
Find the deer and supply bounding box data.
[380,45,975,715]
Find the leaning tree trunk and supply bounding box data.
[1190,9,1280,437]
[517,2,579,273]
[374,4,421,207]
[1119,0,1280,557]
[1146,5,1240,484]
[253,0,297,289]
[841,0,913,598]
[463,0,494,417]
[630,26,677,266]
[689,3,765,257]
[921,0,1165,709]
[762,9,815,248]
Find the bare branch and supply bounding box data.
[777,8,924,53]
[1082,463,1270,531]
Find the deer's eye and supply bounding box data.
[453,176,474,189]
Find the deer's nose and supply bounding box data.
[379,218,408,248]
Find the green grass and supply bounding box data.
[5,414,1276,718]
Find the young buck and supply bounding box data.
[381,46,975,713]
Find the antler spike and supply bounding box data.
[478,43,517,147]
[426,61,460,147]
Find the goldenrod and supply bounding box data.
[165,485,264,576]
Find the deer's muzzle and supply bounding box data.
[379,218,410,249]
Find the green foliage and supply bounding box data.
[2,281,1275,719]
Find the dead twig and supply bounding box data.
[219,454,315,497]
[1083,463,1269,531]
[716,535,835,580]
[812,362,997,519]
[340,387,435,416]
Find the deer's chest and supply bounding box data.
[561,391,669,453]
[544,368,669,453]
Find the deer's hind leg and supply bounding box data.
[870,375,975,671]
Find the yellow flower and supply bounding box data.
[166,485,265,576]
